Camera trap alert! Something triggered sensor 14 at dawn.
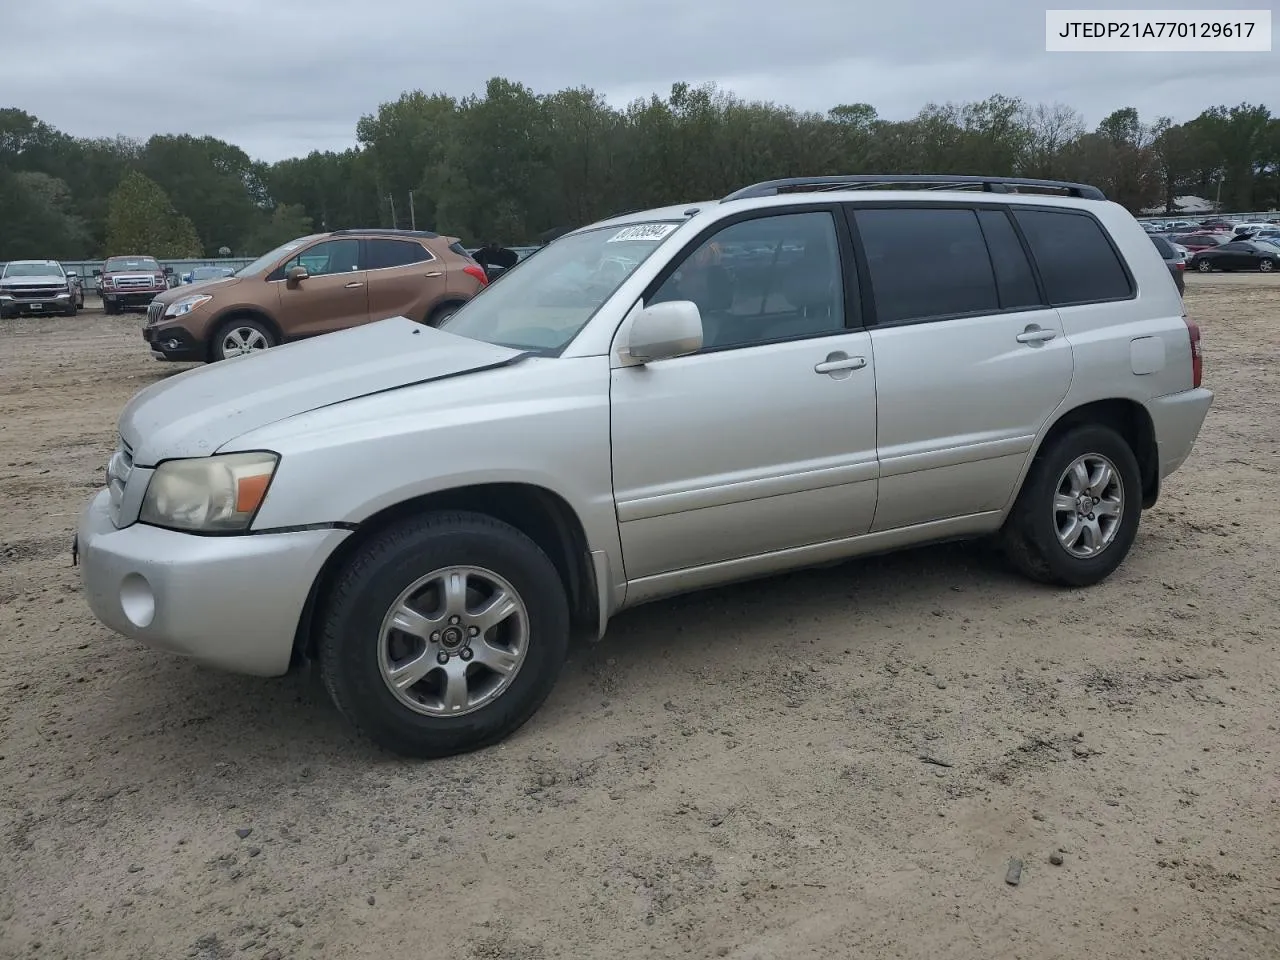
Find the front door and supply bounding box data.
[274,237,368,338]
[364,237,446,323]
[610,208,879,589]
[851,204,1076,531]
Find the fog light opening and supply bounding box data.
[120,573,156,628]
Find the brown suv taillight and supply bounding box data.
[463,264,488,286]
[1183,317,1202,388]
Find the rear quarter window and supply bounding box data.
[448,241,474,259]
[1013,209,1133,306]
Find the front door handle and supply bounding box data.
[1016,325,1057,344]
[344,281,366,289]
[814,353,868,375]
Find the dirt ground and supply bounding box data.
[1,276,1277,960]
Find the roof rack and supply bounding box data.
[329,227,441,239]
[721,175,1107,202]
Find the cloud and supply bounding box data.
[6,0,1275,161]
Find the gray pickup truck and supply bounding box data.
[0,259,83,317]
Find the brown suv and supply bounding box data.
[142,229,488,362]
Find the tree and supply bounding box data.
[241,203,313,254]
[104,170,202,257]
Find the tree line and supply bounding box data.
[2,78,1277,261]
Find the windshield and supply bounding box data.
[235,235,321,278]
[105,257,160,272]
[438,221,681,351]
[2,262,63,278]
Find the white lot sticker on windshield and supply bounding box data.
[607,223,678,243]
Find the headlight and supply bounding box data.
[140,452,279,532]
[164,294,212,318]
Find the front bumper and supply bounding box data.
[76,489,349,676]
[143,323,204,362]
[102,290,164,307]
[1,295,72,315]
[1149,387,1213,479]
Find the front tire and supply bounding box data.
[318,511,571,758]
[1001,424,1142,587]
[103,300,120,315]
[212,317,275,361]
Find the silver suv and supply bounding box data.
[75,175,1212,757]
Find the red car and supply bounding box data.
[1172,232,1231,253]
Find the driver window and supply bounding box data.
[649,211,846,351]
[283,238,361,277]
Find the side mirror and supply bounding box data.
[621,300,703,365]
[66,271,78,279]
[286,265,309,285]
[163,266,173,275]
[92,269,102,277]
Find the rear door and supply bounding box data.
[364,238,443,323]
[851,203,1076,532]
[273,237,368,337]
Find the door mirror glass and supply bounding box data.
[286,265,309,285]
[624,300,703,363]
[92,269,101,276]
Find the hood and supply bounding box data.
[154,276,240,303]
[3,273,66,285]
[119,317,525,464]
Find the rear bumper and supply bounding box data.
[76,489,349,676]
[1149,387,1213,480]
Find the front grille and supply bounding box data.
[112,276,160,291]
[8,286,64,300]
[146,301,165,326]
[106,437,134,524]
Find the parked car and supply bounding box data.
[141,228,488,363]
[95,256,173,314]
[75,174,1212,758]
[1149,234,1185,294]
[0,259,83,317]
[1171,232,1230,253]
[181,266,236,285]
[1188,240,1280,273]
[1231,222,1271,239]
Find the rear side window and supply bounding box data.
[975,210,1042,309]
[854,207,998,324]
[365,238,431,270]
[1013,209,1133,305]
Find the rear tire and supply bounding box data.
[1001,424,1142,587]
[1196,260,1212,273]
[425,302,462,327]
[318,511,570,758]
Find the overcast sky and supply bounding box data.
[5,0,1276,162]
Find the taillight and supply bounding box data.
[463,264,488,286]
[1184,318,1202,388]
[1175,261,1186,270]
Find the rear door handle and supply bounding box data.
[1016,326,1057,344]
[814,354,868,375]
[424,271,443,278]
[344,281,366,289]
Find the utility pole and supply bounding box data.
[409,190,417,231]
[388,194,397,229]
